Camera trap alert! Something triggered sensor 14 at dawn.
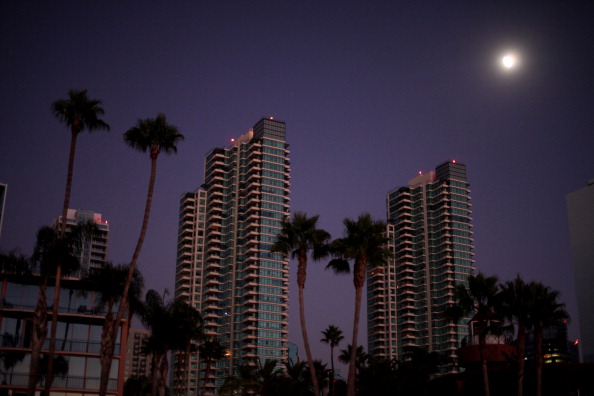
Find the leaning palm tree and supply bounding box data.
[447,273,499,396]
[326,213,390,396]
[271,212,331,396]
[530,283,569,396]
[81,262,144,396]
[47,90,109,392]
[27,225,84,396]
[321,324,344,396]
[497,276,533,396]
[98,114,183,396]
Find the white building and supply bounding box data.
[368,161,474,372]
[566,179,594,362]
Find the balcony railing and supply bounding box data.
[0,373,117,391]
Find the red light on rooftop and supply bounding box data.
[269,116,274,120]
[574,339,579,345]
[452,160,456,163]
[231,138,235,142]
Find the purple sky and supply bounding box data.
[1,1,593,372]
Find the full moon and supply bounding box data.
[502,54,517,69]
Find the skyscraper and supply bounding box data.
[174,118,290,395]
[53,208,110,275]
[368,160,474,372]
[566,178,594,362]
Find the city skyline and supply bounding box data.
[1,1,593,373]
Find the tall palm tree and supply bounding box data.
[198,338,225,396]
[530,283,569,396]
[271,212,331,396]
[321,324,344,396]
[81,262,144,396]
[326,213,389,396]
[497,276,532,396]
[98,114,183,396]
[48,89,109,391]
[27,225,86,396]
[447,273,499,396]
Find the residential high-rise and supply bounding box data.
[173,118,290,395]
[53,208,110,275]
[124,329,152,380]
[566,178,594,362]
[368,160,474,372]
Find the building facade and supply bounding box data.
[53,209,110,275]
[566,178,594,362]
[368,161,474,372]
[173,118,290,395]
[124,329,152,380]
[0,275,129,396]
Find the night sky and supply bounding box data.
[1,1,593,371]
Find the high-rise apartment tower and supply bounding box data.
[53,209,110,274]
[368,160,474,372]
[566,178,594,362]
[174,118,290,395]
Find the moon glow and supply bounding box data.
[502,54,517,69]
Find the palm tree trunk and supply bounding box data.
[45,128,79,394]
[479,333,490,396]
[158,352,169,396]
[516,323,526,396]
[151,352,161,396]
[27,283,48,396]
[298,283,319,396]
[203,360,212,396]
[347,284,363,396]
[330,345,335,396]
[535,324,543,396]
[99,151,158,396]
[99,308,117,396]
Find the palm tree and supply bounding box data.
[220,359,280,396]
[271,212,331,396]
[142,290,203,396]
[326,213,390,396]
[27,225,85,396]
[170,300,204,396]
[198,338,225,396]
[0,249,31,275]
[81,262,144,396]
[48,89,109,392]
[321,325,344,396]
[99,114,183,396]
[397,347,441,396]
[38,355,69,388]
[338,345,369,375]
[530,283,569,396]
[447,273,499,396]
[497,276,532,396]
[282,360,310,396]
